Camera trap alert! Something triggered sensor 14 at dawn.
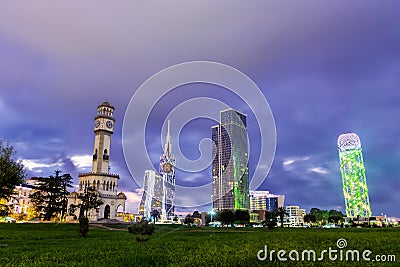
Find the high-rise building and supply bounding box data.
[159,120,176,219]
[139,120,176,220]
[338,133,372,218]
[159,120,175,219]
[249,191,285,211]
[68,102,126,221]
[212,109,249,211]
[138,170,163,219]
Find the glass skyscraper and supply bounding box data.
[338,133,372,218]
[212,109,250,211]
[138,170,163,219]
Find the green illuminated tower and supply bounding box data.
[338,133,372,218]
[212,109,249,211]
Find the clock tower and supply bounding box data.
[159,120,176,219]
[92,102,115,173]
[68,101,126,222]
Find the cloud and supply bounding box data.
[309,167,329,175]
[21,159,62,171]
[282,156,311,171]
[179,173,204,183]
[282,159,295,166]
[69,154,92,169]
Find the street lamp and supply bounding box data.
[210,210,216,223]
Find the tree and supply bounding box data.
[69,186,103,238]
[192,210,201,218]
[262,210,278,229]
[328,210,344,224]
[217,210,235,226]
[275,207,288,228]
[60,173,73,220]
[74,186,104,219]
[310,208,329,225]
[328,215,343,224]
[0,141,25,216]
[304,214,317,225]
[309,208,320,214]
[30,170,73,221]
[234,210,250,225]
[328,209,344,218]
[184,214,194,225]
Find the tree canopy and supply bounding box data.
[73,186,103,219]
[30,170,73,221]
[275,207,289,228]
[0,141,25,216]
[309,208,344,225]
[262,210,278,229]
[0,141,25,200]
[234,210,250,224]
[217,210,235,226]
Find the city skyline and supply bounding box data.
[0,2,399,216]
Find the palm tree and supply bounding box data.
[275,207,289,228]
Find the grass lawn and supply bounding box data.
[0,223,399,266]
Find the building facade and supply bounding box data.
[11,184,34,215]
[159,120,176,219]
[285,205,305,227]
[249,191,285,211]
[138,170,163,219]
[68,102,126,221]
[338,133,372,218]
[212,109,250,211]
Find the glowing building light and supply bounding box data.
[338,133,372,218]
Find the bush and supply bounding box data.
[79,217,89,238]
[128,220,154,235]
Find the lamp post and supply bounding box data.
[210,210,216,223]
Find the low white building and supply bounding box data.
[285,205,305,227]
[12,184,34,214]
[249,191,285,211]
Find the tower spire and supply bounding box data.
[164,120,172,154]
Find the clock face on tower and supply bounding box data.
[106,120,113,129]
[163,162,172,173]
[95,120,100,128]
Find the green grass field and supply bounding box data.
[0,223,398,266]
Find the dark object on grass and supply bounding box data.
[79,217,89,238]
[128,220,154,242]
[128,220,154,235]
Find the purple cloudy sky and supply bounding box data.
[0,1,399,216]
